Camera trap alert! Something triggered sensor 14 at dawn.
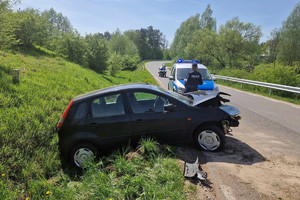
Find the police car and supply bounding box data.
[168,59,218,93]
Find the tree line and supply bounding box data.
[170,4,300,73]
[0,0,169,76]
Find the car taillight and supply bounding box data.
[57,101,73,129]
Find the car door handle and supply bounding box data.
[136,119,143,122]
[89,123,98,126]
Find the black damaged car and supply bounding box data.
[57,83,241,168]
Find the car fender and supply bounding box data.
[61,132,99,158]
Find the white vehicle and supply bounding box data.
[168,59,218,93]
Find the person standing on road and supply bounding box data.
[184,63,203,93]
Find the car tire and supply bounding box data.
[194,125,225,152]
[70,143,98,168]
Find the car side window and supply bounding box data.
[90,93,125,118]
[127,91,169,114]
[73,101,88,122]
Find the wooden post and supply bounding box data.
[13,69,20,83]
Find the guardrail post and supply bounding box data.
[241,83,244,89]
[269,88,273,95]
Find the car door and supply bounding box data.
[85,92,133,147]
[126,89,188,143]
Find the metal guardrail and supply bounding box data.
[213,74,300,95]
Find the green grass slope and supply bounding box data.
[0,49,187,199]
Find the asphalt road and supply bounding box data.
[146,61,300,199]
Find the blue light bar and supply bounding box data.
[176,59,200,63]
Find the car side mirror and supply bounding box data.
[169,75,175,80]
[164,104,176,112]
[212,76,217,81]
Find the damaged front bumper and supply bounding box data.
[219,105,241,134]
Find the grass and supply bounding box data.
[164,62,173,68]
[0,47,185,199]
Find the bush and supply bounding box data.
[107,52,122,76]
[120,55,140,71]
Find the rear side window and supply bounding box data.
[91,93,125,118]
[73,101,88,122]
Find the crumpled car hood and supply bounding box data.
[186,90,241,116]
[186,90,219,106]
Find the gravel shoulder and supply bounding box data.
[145,61,300,200]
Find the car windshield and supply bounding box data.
[177,68,212,80]
[155,86,192,105]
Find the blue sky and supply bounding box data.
[18,0,299,45]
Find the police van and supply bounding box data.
[168,59,218,93]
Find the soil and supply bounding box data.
[177,131,300,200]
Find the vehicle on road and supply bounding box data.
[57,83,240,168]
[168,59,218,93]
[158,68,167,77]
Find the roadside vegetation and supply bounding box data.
[0,1,188,199]
[170,4,300,101]
[0,0,170,76]
[0,47,161,199]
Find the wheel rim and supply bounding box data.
[198,130,220,151]
[73,148,94,168]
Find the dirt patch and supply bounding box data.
[177,134,300,200]
[177,159,217,200]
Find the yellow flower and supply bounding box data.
[46,191,50,195]
[26,198,29,200]
[109,199,113,200]
[1,174,5,177]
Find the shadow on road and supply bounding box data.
[176,135,266,166]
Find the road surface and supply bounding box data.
[146,61,300,200]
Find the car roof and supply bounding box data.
[174,63,207,69]
[73,83,160,101]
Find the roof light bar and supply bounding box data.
[176,59,200,63]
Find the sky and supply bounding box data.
[18,0,299,45]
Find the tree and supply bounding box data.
[277,3,300,65]
[264,29,281,65]
[218,17,262,69]
[41,8,73,34]
[170,14,200,58]
[185,29,226,68]
[0,0,20,48]
[136,26,164,60]
[58,31,87,65]
[85,33,108,72]
[14,8,49,47]
[200,4,216,32]
[185,17,262,69]
[108,29,139,57]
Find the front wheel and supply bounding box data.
[70,143,98,168]
[194,125,225,152]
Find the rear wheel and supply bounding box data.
[194,125,225,152]
[70,143,98,168]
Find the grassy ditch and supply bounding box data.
[2,138,186,199]
[0,48,178,199]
